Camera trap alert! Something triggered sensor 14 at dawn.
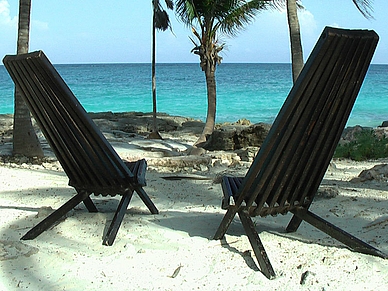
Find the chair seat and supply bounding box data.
[220,176,243,209]
[221,176,303,216]
[124,159,147,187]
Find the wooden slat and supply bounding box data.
[29,55,126,189]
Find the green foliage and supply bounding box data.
[334,130,388,161]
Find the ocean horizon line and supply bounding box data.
[2,62,388,66]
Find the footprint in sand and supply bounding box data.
[0,240,39,261]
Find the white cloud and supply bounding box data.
[1,1,48,31]
[32,19,48,30]
[0,0,16,27]
[263,7,317,36]
[299,10,317,35]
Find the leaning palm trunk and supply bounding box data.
[192,38,221,147]
[13,0,43,157]
[287,0,304,83]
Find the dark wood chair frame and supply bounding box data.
[3,51,158,246]
[213,27,387,279]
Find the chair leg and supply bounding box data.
[285,214,304,233]
[135,187,158,214]
[22,190,90,240]
[238,210,276,279]
[286,200,313,233]
[291,208,388,259]
[103,190,134,246]
[83,196,98,213]
[213,206,239,240]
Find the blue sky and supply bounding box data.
[1,0,387,64]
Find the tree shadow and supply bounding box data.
[0,168,387,288]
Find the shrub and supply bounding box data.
[334,130,388,161]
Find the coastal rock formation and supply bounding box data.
[380,121,388,127]
[340,125,372,143]
[351,163,388,182]
[203,122,271,151]
[89,111,204,135]
[340,124,388,144]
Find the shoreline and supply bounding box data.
[0,109,386,129]
[0,111,387,290]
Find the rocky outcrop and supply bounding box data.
[340,124,388,144]
[89,111,204,135]
[350,163,388,182]
[380,121,388,127]
[203,122,271,151]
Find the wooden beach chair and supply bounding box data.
[3,50,159,246]
[214,27,387,279]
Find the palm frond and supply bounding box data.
[191,26,202,43]
[165,0,174,10]
[153,0,174,31]
[175,0,196,26]
[352,0,374,19]
[154,9,171,31]
[217,1,273,36]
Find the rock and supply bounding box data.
[316,186,340,199]
[186,146,207,156]
[300,270,316,285]
[380,121,388,127]
[351,163,388,182]
[340,125,371,144]
[234,147,258,162]
[89,112,204,135]
[374,127,388,139]
[203,123,270,151]
[36,206,55,218]
[147,155,212,169]
[210,151,241,166]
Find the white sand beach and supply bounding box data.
[0,113,387,290]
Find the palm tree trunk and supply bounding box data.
[287,0,304,83]
[13,0,43,157]
[194,65,217,146]
[148,10,162,139]
[152,23,157,130]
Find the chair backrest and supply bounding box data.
[236,27,378,217]
[3,51,135,195]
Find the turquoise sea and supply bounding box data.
[0,63,387,127]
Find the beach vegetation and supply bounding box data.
[334,130,388,161]
[150,0,174,139]
[13,0,44,157]
[175,0,275,149]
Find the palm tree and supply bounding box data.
[148,0,174,139]
[286,0,303,83]
[13,0,43,157]
[283,0,373,83]
[176,0,273,148]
